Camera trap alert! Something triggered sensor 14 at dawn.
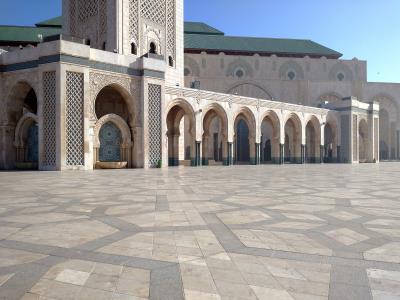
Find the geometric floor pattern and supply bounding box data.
[1,163,400,300]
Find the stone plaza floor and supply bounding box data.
[1,163,400,300]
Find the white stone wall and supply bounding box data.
[184,53,367,103]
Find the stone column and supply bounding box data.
[279,143,284,165]
[202,135,209,166]
[301,144,306,164]
[167,133,176,166]
[226,142,233,166]
[193,141,201,166]
[255,143,260,165]
[320,145,324,163]
[397,130,400,160]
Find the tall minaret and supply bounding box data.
[62,0,184,86]
[62,0,116,51]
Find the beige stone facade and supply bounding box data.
[0,0,389,171]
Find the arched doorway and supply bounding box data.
[166,101,196,166]
[359,119,368,163]
[202,105,228,166]
[94,85,135,168]
[284,115,302,163]
[236,119,250,163]
[260,112,280,164]
[5,82,38,169]
[305,117,321,163]
[14,113,39,169]
[234,110,256,165]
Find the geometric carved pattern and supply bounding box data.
[89,72,137,121]
[166,0,176,58]
[148,84,162,167]
[129,0,139,46]
[43,72,57,167]
[99,0,107,35]
[227,83,272,101]
[141,0,166,26]
[66,72,85,166]
[69,0,77,35]
[78,0,98,21]
[353,115,358,161]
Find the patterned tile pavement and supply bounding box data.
[1,163,400,299]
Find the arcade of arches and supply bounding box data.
[0,80,388,170]
[162,97,353,167]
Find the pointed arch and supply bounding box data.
[202,103,229,165]
[166,98,196,166]
[284,113,303,163]
[260,110,281,163]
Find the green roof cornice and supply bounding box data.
[35,16,62,28]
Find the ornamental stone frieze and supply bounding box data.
[165,86,330,117]
[89,71,139,121]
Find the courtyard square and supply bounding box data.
[0,163,400,300]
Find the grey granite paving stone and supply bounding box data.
[1,164,400,299]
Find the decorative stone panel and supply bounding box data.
[89,72,138,121]
[279,60,305,80]
[42,72,57,167]
[141,0,166,26]
[353,115,358,161]
[166,0,176,58]
[68,0,106,47]
[129,0,139,46]
[78,0,98,22]
[66,72,85,166]
[329,62,354,81]
[99,0,107,35]
[148,84,162,167]
[69,0,77,35]
[226,59,254,78]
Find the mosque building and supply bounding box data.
[0,0,398,170]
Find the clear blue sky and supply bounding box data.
[1,0,399,83]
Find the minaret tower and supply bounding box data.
[62,0,183,85]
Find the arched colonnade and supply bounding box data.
[164,94,341,166]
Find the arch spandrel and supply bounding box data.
[227,82,273,101]
[89,72,139,124]
[232,106,257,139]
[165,98,196,135]
[5,81,39,125]
[201,103,229,137]
[260,110,282,140]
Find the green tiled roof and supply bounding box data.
[185,34,342,58]
[184,22,224,35]
[0,17,341,58]
[36,16,62,28]
[0,25,61,43]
